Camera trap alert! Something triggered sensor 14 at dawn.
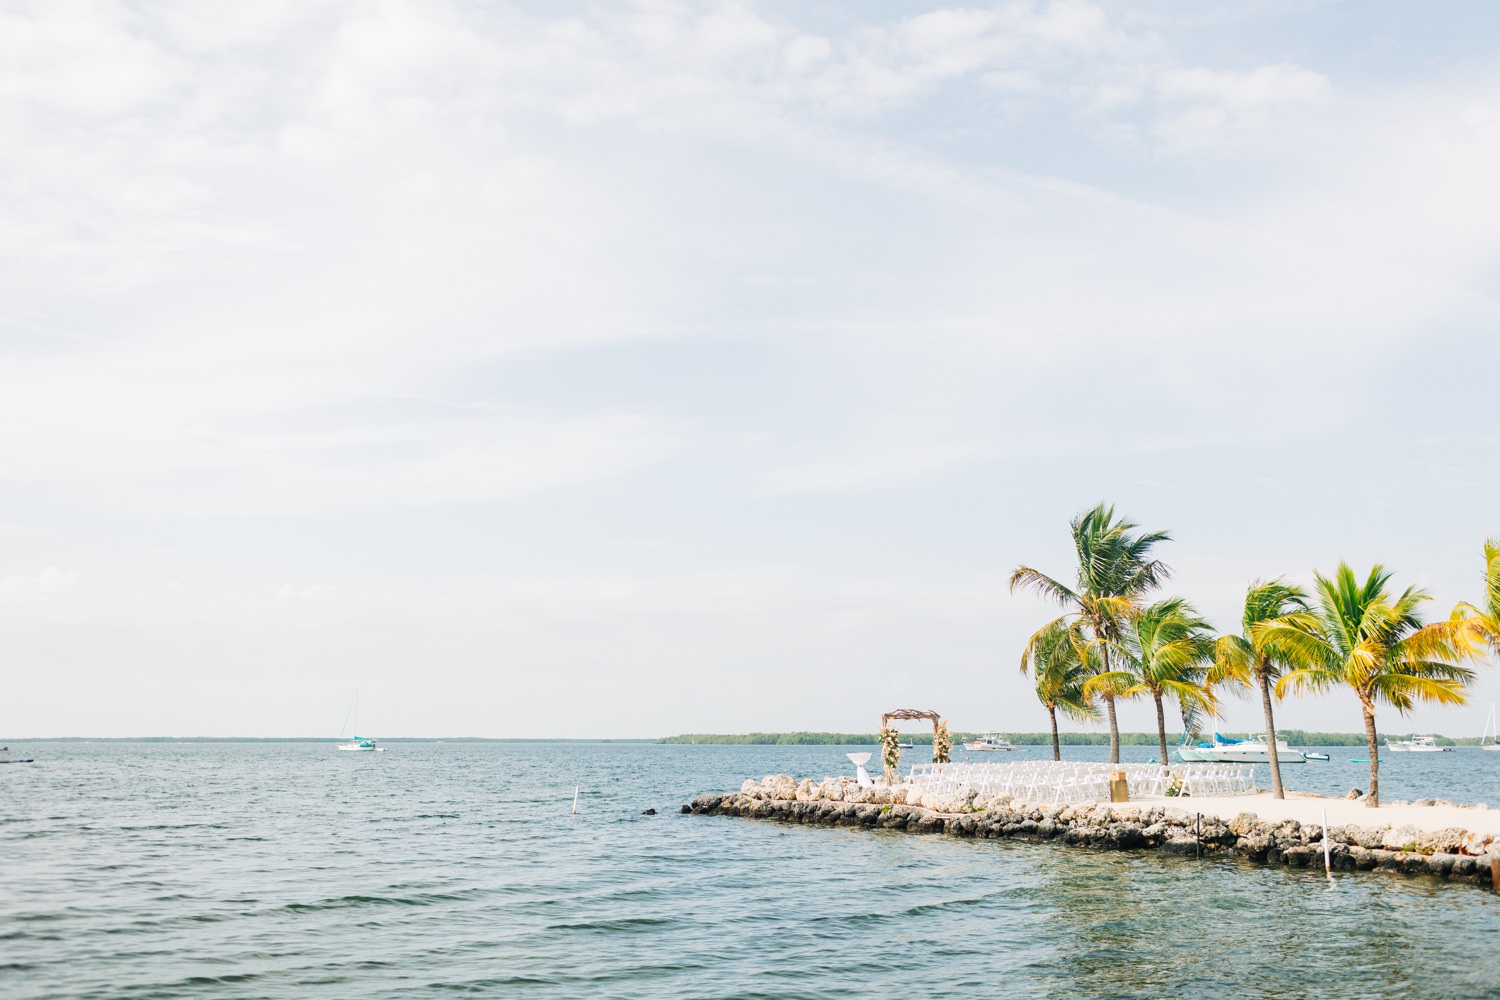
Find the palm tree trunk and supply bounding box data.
[1102,643,1120,764]
[1259,668,1284,800]
[1104,695,1120,764]
[1361,698,1380,807]
[1049,705,1060,761]
[1153,691,1168,766]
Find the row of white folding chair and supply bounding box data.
[911,761,1194,803]
[976,763,1105,803]
[917,761,1258,801]
[944,762,1095,802]
[1176,765,1254,796]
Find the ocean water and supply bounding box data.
[3,741,1500,999]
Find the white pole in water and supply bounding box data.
[572,786,580,815]
[1322,807,1332,876]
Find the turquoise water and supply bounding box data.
[3,742,1500,999]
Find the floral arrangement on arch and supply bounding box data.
[879,726,902,780]
[931,720,953,764]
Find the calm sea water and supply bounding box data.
[3,741,1500,999]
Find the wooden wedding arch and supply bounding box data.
[879,708,950,783]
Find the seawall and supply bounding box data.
[682,776,1500,888]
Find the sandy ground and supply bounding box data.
[1120,792,1500,837]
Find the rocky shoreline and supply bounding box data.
[683,775,1500,888]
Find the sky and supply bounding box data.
[3,0,1499,739]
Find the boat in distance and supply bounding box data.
[1175,733,1306,764]
[965,732,1016,752]
[1384,735,1451,753]
[0,744,34,764]
[1482,704,1500,751]
[335,690,384,751]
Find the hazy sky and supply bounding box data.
[4,0,1499,738]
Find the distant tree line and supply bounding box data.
[657,731,1469,747]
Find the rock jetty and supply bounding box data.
[682,774,1500,887]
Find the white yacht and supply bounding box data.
[1482,704,1499,752]
[964,732,1016,752]
[1384,735,1451,753]
[1176,733,1306,764]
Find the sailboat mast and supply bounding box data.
[339,690,357,738]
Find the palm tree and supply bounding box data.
[1019,620,1099,760]
[1452,538,1500,658]
[1214,580,1312,800]
[1087,597,1216,768]
[1010,503,1171,763]
[1264,563,1473,807]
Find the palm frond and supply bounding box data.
[1241,578,1310,629]
[1009,567,1078,607]
[1275,666,1340,698]
[1212,633,1255,685]
[1483,537,1500,624]
[1368,670,1471,711]
[1018,614,1073,675]
[1082,670,1140,699]
[1055,692,1102,722]
[1450,602,1500,658]
[1253,618,1335,673]
[1160,677,1217,714]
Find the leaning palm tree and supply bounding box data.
[1263,563,1474,807]
[1452,538,1500,658]
[1020,620,1099,760]
[1087,597,1216,768]
[1011,503,1171,763]
[1214,579,1312,800]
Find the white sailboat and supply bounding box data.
[1480,704,1499,752]
[336,690,384,752]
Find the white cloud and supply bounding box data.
[1157,62,1329,110]
[763,444,986,494]
[1152,61,1331,152]
[2,0,1499,736]
[0,0,175,116]
[0,567,79,596]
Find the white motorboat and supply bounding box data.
[1176,733,1306,764]
[1384,735,1451,753]
[1482,704,1500,752]
[964,732,1016,752]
